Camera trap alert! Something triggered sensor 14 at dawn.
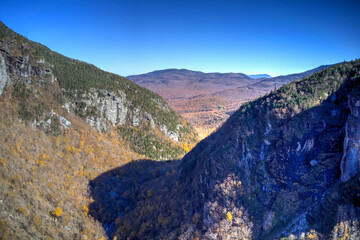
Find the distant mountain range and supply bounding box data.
[128,69,256,100]
[128,65,334,136]
[248,73,272,79]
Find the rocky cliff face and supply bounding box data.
[105,60,360,240]
[0,40,55,91]
[0,54,11,94]
[341,89,360,182]
[70,88,180,141]
[178,60,360,239]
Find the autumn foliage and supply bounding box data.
[0,96,139,239]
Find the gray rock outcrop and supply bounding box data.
[72,89,129,131]
[160,124,179,142]
[341,89,360,182]
[0,54,10,95]
[70,89,176,139]
[0,40,56,93]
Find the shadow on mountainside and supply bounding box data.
[88,159,182,238]
[89,72,360,239]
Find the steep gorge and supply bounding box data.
[0,20,359,240]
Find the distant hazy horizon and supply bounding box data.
[1,0,359,77]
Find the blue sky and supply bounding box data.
[1,0,359,76]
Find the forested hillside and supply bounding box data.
[0,21,197,239]
[0,21,198,159]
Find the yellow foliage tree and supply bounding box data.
[226,211,233,221]
[52,207,63,217]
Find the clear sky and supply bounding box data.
[1,0,359,77]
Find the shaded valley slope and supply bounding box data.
[93,60,360,239]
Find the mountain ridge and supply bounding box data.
[0,21,198,159]
[128,68,254,92]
